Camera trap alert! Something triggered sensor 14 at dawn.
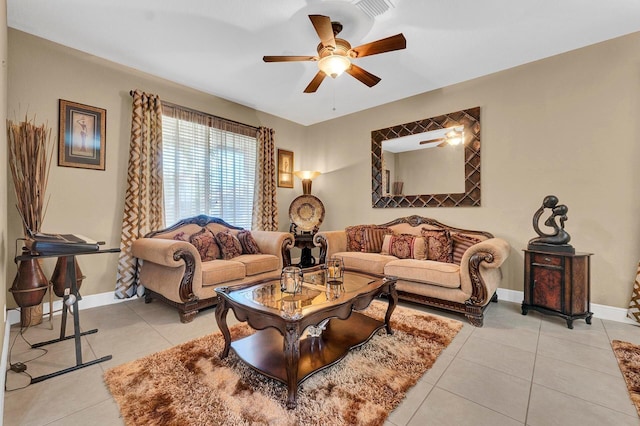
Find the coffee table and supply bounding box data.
[214,268,397,409]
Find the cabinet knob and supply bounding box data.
[544,257,551,262]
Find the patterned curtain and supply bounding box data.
[627,263,640,323]
[115,90,165,299]
[252,127,278,231]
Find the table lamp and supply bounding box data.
[294,171,321,195]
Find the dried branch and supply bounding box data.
[7,115,54,236]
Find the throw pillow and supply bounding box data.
[361,226,393,253]
[189,228,220,261]
[345,225,367,252]
[421,228,454,263]
[451,233,482,264]
[216,231,243,260]
[237,230,261,254]
[380,234,427,260]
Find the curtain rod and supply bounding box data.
[129,90,259,132]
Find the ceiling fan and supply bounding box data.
[263,14,406,93]
[419,127,464,147]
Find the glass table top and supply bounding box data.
[225,269,380,319]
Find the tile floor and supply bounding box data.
[3,297,640,426]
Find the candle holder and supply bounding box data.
[280,266,302,294]
[324,257,344,284]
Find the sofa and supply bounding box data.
[313,215,510,326]
[131,215,294,322]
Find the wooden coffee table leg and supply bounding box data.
[385,284,398,335]
[215,297,232,358]
[283,322,301,409]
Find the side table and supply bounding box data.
[521,249,593,329]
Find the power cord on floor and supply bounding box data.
[5,307,49,392]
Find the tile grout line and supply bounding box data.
[523,313,543,426]
[415,324,531,424]
[392,321,475,426]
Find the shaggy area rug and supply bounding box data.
[104,301,462,425]
[612,340,640,417]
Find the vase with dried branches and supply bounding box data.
[7,115,54,326]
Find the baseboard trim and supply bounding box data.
[496,288,638,325]
[1,315,10,422]
[7,289,635,326]
[6,291,128,326]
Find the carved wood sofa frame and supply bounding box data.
[138,215,293,322]
[314,215,508,326]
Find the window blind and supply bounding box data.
[162,104,257,229]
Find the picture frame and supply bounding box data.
[277,149,294,188]
[58,99,106,170]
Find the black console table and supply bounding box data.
[15,247,120,383]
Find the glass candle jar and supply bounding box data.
[280,266,302,294]
[324,257,344,284]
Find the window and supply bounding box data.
[162,103,257,229]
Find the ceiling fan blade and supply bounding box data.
[263,55,317,62]
[419,138,446,146]
[351,33,407,58]
[304,71,327,93]
[345,64,381,87]
[309,15,336,49]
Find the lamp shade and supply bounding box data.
[294,171,321,194]
[294,171,321,180]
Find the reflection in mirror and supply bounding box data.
[382,126,466,195]
[372,107,481,208]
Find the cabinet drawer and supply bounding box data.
[532,253,562,266]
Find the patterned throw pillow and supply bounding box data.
[421,228,454,263]
[361,226,393,253]
[345,225,367,252]
[380,234,427,260]
[237,230,261,254]
[451,233,482,264]
[216,231,243,260]
[189,228,220,261]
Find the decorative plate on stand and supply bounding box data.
[289,195,325,233]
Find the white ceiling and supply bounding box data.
[7,0,640,126]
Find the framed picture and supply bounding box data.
[277,149,294,188]
[58,99,106,170]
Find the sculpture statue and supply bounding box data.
[528,195,575,253]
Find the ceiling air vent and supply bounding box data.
[354,0,395,18]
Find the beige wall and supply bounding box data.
[0,0,8,354]
[305,31,640,309]
[5,29,306,307]
[5,28,640,311]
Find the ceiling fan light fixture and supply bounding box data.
[445,129,464,146]
[318,54,351,78]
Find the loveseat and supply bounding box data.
[313,215,510,326]
[131,215,294,322]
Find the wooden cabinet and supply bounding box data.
[522,249,593,329]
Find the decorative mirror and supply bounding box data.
[371,107,481,208]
